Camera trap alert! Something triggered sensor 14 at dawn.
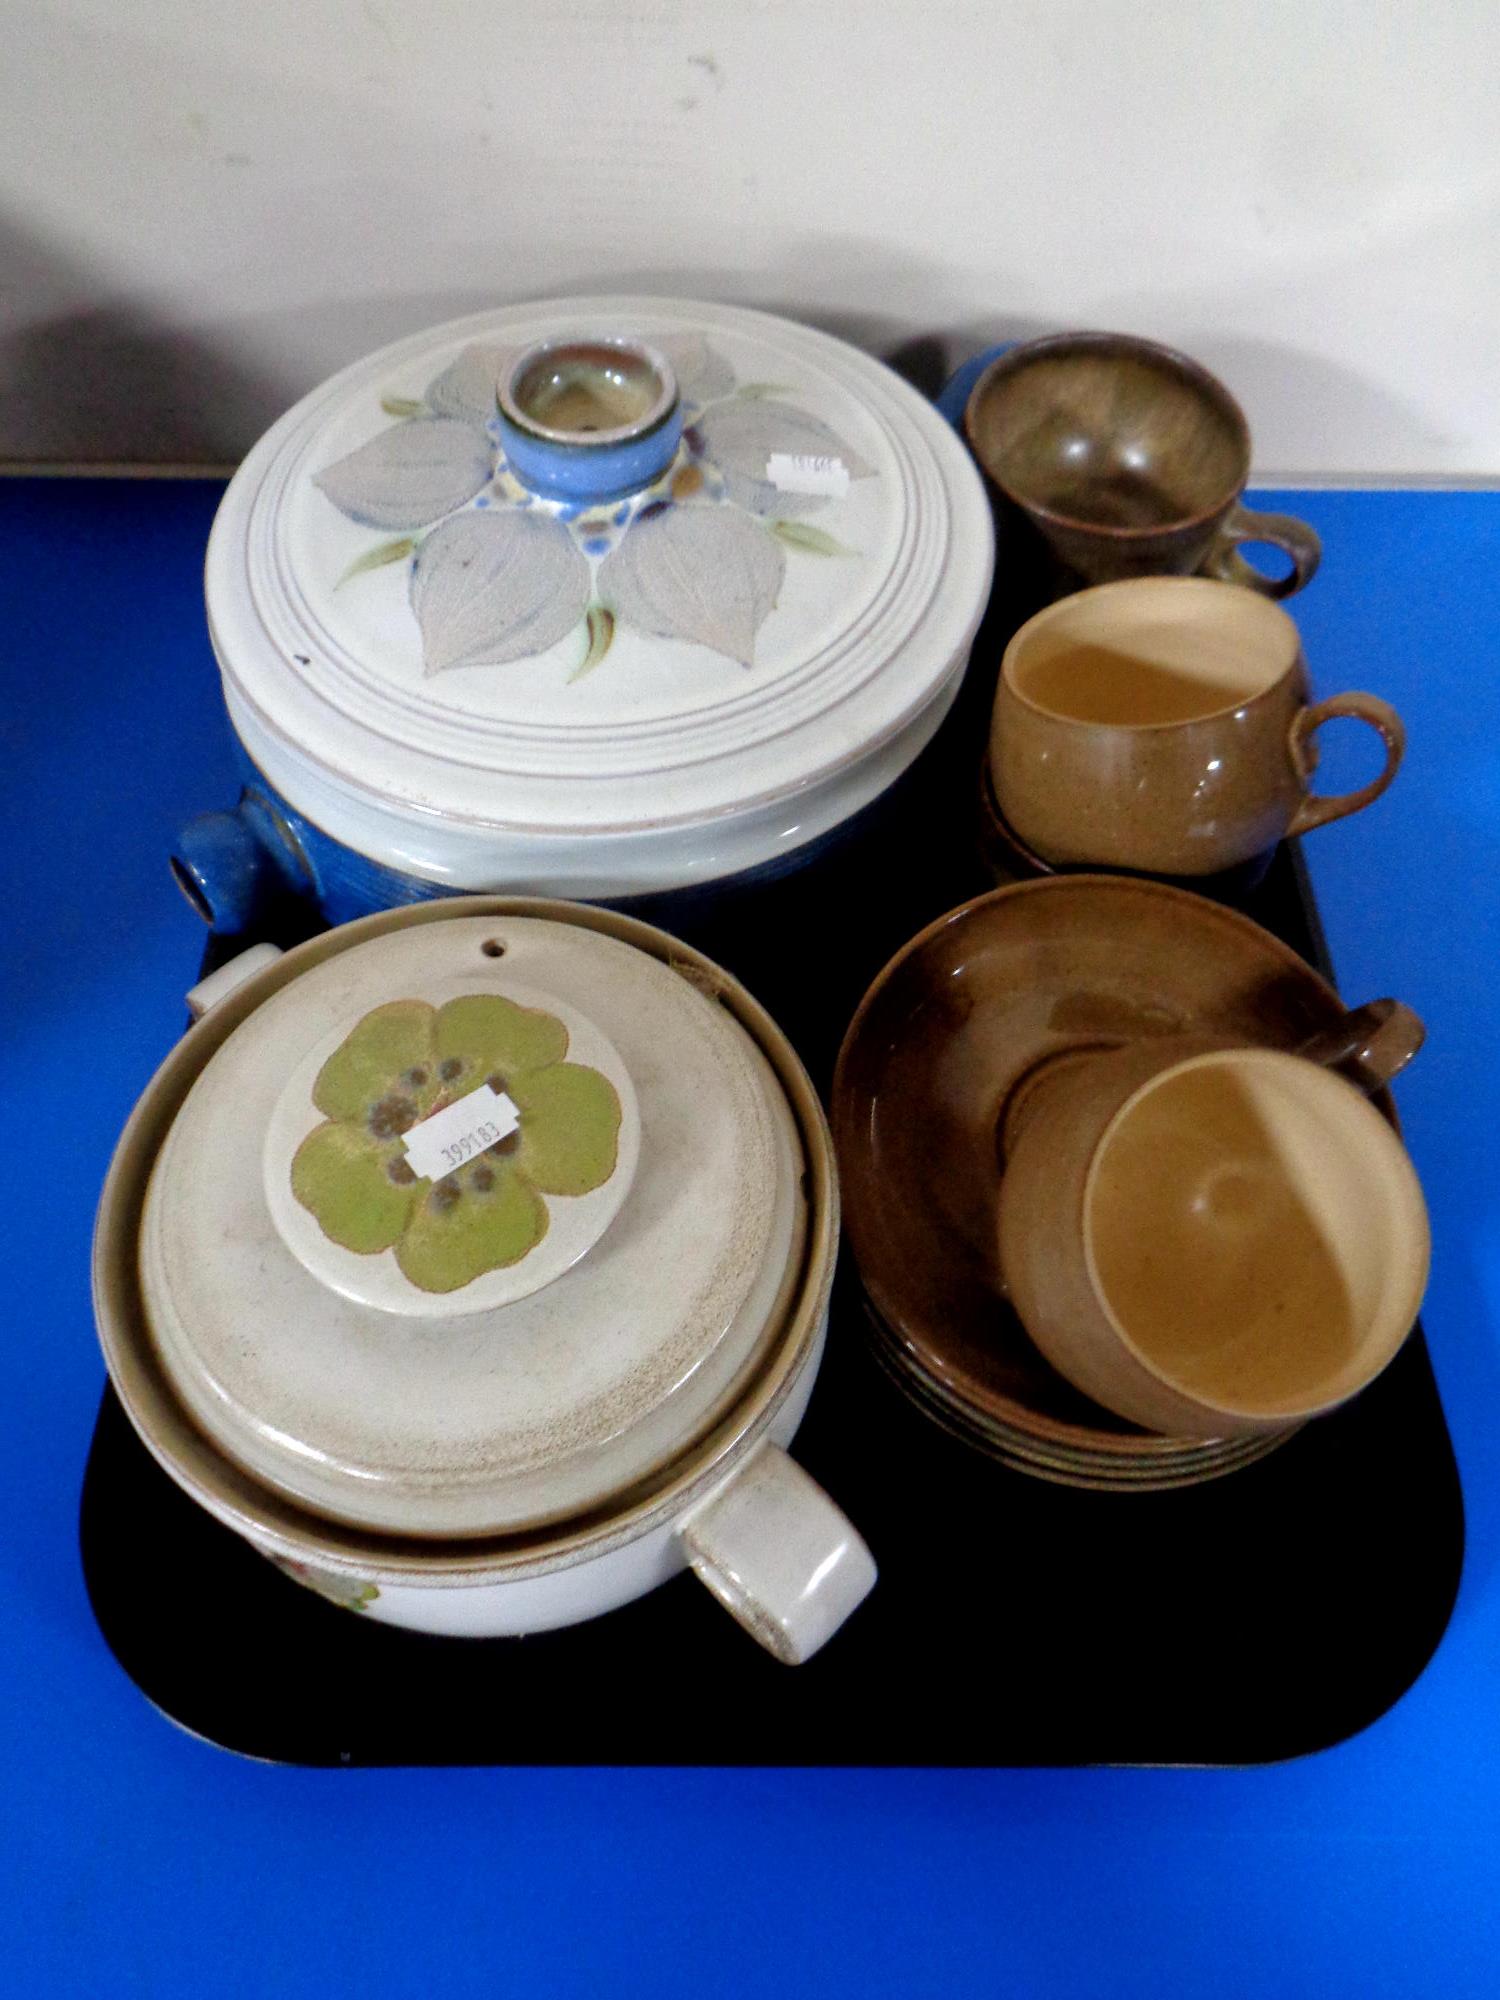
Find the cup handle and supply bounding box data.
[1285,693,1405,837]
[1294,998,1425,1093]
[679,1443,876,1664]
[1201,502,1322,599]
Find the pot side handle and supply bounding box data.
[186,943,285,1021]
[679,1443,876,1665]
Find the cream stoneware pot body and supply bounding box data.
[94,900,871,1664]
[991,576,1404,876]
[186,1326,834,1648]
[183,295,994,924]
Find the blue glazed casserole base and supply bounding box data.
[172,736,945,934]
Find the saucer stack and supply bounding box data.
[832,874,1372,1492]
[862,1298,1291,1493]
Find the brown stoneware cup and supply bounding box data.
[990,576,1404,877]
[964,331,1321,597]
[997,999,1430,1439]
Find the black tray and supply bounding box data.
[80,573,1463,1767]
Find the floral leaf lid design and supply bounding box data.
[203,296,993,893]
[310,328,875,678]
[138,913,807,1539]
[290,994,621,1294]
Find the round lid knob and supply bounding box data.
[139,912,805,1538]
[496,336,683,503]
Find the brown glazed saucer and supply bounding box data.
[862,1310,1290,1492]
[830,875,1390,1488]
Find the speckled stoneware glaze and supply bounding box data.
[831,876,1421,1487]
[177,295,993,927]
[964,331,1320,597]
[991,577,1404,877]
[94,899,873,1663]
[974,752,1276,904]
[998,1005,1430,1439]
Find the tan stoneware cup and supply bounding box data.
[963,330,1321,597]
[996,999,1430,1439]
[990,576,1404,877]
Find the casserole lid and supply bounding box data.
[204,295,992,845]
[137,910,805,1538]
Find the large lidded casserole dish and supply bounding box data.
[93,898,871,1663]
[176,296,994,927]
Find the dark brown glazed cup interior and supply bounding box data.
[965,332,1250,535]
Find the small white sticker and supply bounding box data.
[402,1084,519,1184]
[766,452,850,499]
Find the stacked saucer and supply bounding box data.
[862,1299,1290,1493]
[831,874,1385,1492]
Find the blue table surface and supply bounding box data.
[4,473,1500,1997]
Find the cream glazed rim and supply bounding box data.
[93,897,840,1584]
[205,294,994,835]
[135,910,806,1539]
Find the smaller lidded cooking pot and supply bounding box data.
[94,900,872,1662]
[176,296,993,929]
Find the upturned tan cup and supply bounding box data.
[996,1000,1430,1439]
[963,331,1321,597]
[991,576,1404,877]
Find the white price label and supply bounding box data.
[402,1084,519,1184]
[766,452,850,498]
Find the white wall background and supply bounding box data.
[3,0,1495,476]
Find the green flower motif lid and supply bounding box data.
[139,914,806,1539]
[266,982,638,1316]
[204,295,993,866]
